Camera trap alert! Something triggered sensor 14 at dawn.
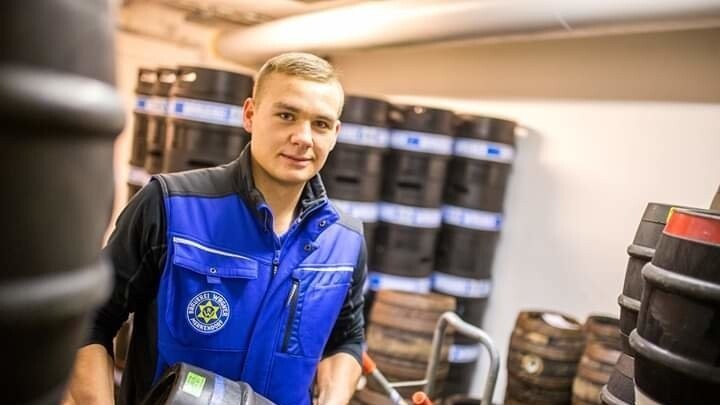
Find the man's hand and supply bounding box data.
[62,344,115,405]
[315,352,361,405]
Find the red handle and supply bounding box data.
[361,352,376,375]
[412,391,433,405]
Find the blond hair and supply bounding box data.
[253,52,344,114]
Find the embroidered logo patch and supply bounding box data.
[187,290,230,334]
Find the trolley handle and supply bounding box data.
[424,312,500,405]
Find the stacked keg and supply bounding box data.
[369,104,455,294]
[432,114,516,396]
[164,66,253,172]
[144,67,176,176]
[0,1,122,402]
[354,291,456,404]
[601,203,686,405]
[505,311,586,405]
[572,316,621,405]
[322,95,390,255]
[127,68,156,199]
[629,208,720,404]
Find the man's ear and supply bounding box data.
[329,121,341,152]
[242,97,255,134]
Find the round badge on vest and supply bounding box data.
[186,290,231,334]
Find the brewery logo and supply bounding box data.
[187,290,230,334]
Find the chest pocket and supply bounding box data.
[164,236,262,350]
[282,264,354,359]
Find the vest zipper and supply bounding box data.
[282,279,300,352]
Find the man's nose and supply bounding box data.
[290,121,313,147]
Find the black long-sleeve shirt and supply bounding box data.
[87,180,366,404]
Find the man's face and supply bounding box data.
[242,73,343,187]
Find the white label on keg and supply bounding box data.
[541,313,580,330]
[453,137,515,163]
[127,165,150,186]
[442,205,502,231]
[338,123,390,148]
[368,272,431,293]
[169,97,243,127]
[432,272,492,298]
[448,344,481,363]
[332,199,379,223]
[144,96,169,116]
[379,203,442,228]
[390,129,453,155]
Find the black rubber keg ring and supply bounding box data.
[626,244,655,261]
[617,294,641,311]
[0,65,125,136]
[0,257,112,322]
[643,262,720,302]
[600,385,633,405]
[629,329,720,382]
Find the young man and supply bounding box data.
[65,53,366,405]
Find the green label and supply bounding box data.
[182,371,206,398]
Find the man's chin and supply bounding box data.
[273,172,314,187]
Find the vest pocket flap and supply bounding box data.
[292,264,354,287]
[172,236,258,279]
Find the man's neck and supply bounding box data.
[251,160,306,236]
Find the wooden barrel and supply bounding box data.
[572,342,622,404]
[630,208,720,405]
[505,311,585,404]
[355,290,456,402]
[584,315,621,350]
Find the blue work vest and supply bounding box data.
[151,154,364,405]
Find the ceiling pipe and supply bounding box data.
[214,0,720,64]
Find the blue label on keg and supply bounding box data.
[368,272,431,293]
[379,203,442,228]
[390,130,453,155]
[169,98,243,127]
[134,96,149,113]
[432,272,492,298]
[338,123,390,148]
[332,199,379,222]
[442,205,502,231]
[453,137,515,163]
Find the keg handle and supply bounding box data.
[425,311,500,405]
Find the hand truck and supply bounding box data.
[361,311,500,405]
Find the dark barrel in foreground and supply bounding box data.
[0,1,122,403]
[630,208,720,405]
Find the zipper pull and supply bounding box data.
[286,280,299,307]
[272,257,279,276]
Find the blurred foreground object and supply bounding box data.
[0,0,124,403]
